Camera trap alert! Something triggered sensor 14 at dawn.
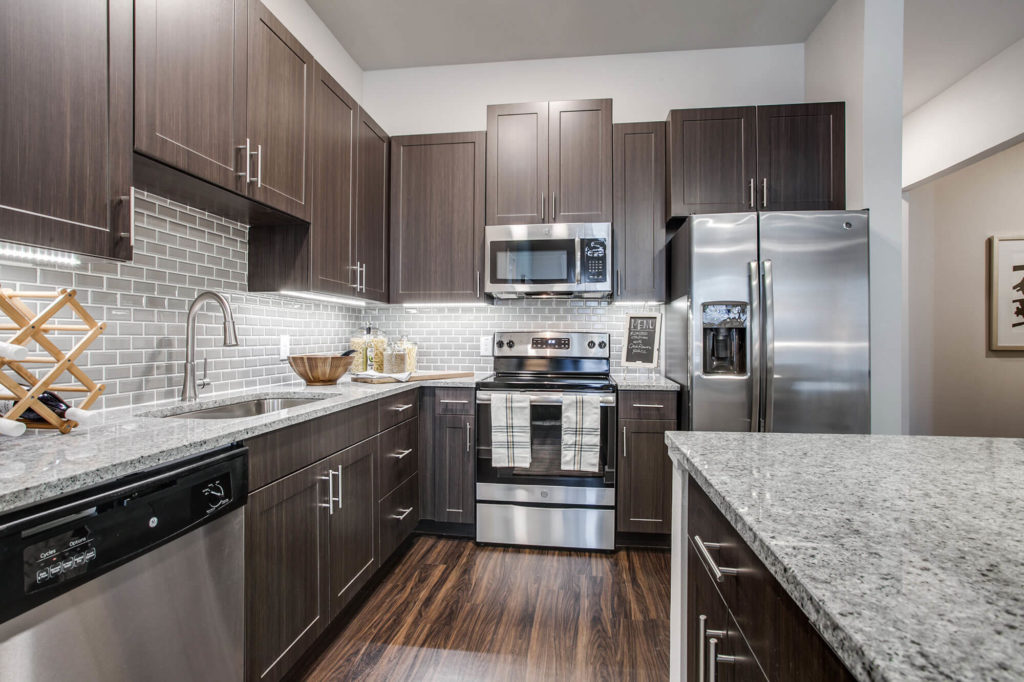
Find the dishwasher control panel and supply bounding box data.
[0,444,247,624]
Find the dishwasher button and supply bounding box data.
[84,547,97,561]
[48,565,61,577]
[35,569,49,583]
[61,558,75,571]
[73,554,86,567]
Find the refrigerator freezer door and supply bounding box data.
[758,211,870,433]
[690,213,759,431]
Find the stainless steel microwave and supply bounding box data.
[484,223,612,298]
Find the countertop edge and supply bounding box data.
[666,436,882,682]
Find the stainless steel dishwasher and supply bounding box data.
[0,444,247,681]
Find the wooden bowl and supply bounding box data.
[287,354,354,386]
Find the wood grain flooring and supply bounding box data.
[299,536,671,681]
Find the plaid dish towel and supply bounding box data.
[490,393,532,468]
[561,394,602,472]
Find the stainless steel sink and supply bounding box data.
[169,397,321,420]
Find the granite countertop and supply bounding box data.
[612,373,680,391]
[666,431,1024,682]
[0,373,490,517]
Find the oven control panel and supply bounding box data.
[531,337,571,350]
[493,332,610,358]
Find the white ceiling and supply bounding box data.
[308,0,837,71]
[903,0,1024,114]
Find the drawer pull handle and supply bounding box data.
[440,399,469,404]
[391,507,413,521]
[388,448,413,459]
[391,404,413,412]
[694,535,738,582]
[698,615,706,680]
[631,403,664,408]
[708,639,735,682]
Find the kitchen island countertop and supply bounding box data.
[667,431,1024,682]
[0,374,490,517]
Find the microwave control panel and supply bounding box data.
[581,239,608,283]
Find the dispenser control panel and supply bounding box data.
[701,303,748,376]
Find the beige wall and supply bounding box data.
[907,140,1024,437]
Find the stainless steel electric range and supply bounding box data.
[475,331,616,551]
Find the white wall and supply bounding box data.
[805,0,864,209]
[361,45,806,135]
[903,37,1024,189]
[805,0,907,434]
[261,0,364,100]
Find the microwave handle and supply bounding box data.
[575,237,581,284]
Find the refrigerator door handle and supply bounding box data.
[762,259,776,431]
[748,261,761,432]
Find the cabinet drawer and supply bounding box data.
[379,390,418,431]
[378,418,418,499]
[379,473,419,561]
[434,388,475,415]
[618,391,677,420]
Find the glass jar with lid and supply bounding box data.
[383,342,408,374]
[348,326,370,373]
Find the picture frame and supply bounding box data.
[989,235,1024,351]
[622,312,662,368]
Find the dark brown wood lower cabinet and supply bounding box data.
[379,473,420,560]
[245,460,328,682]
[434,413,476,524]
[325,437,378,619]
[617,418,675,533]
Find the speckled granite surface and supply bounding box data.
[666,431,1024,682]
[0,373,489,517]
[612,373,680,391]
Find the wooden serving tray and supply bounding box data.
[351,371,475,384]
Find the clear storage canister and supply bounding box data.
[401,337,418,373]
[383,343,407,374]
[349,328,369,373]
[368,328,388,373]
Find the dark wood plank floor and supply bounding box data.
[300,536,671,681]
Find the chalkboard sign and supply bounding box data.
[622,313,662,367]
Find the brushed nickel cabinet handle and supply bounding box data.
[631,403,664,409]
[319,470,336,515]
[391,404,413,412]
[762,178,767,208]
[552,192,557,221]
[541,191,545,222]
[237,138,251,183]
[749,178,755,208]
[391,507,413,521]
[476,270,480,298]
[698,615,706,681]
[256,144,263,188]
[387,448,413,459]
[622,426,627,458]
[337,464,343,509]
[440,399,469,404]
[616,269,621,296]
[465,422,471,453]
[694,535,738,582]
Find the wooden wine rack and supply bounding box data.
[0,287,106,433]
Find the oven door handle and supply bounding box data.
[475,392,616,406]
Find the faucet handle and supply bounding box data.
[197,356,212,390]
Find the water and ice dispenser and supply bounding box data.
[701,303,748,375]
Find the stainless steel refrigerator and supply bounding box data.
[664,211,870,434]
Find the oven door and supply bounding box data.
[484,223,611,297]
[475,391,616,492]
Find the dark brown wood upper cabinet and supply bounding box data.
[310,63,358,296]
[485,102,548,225]
[0,0,132,260]
[757,102,845,211]
[325,437,378,619]
[353,107,390,303]
[666,106,757,217]
[390,132,486,303]
[548,99,613,223]
[245,0,313,221]
[613,122,666,302]
[245,461,328,682]
[135,0,248,194]
[486,99,611,225]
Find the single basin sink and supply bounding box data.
[169,397,321,420]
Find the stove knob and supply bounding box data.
[495,340,504,349]
[506,340,515,349]
[598,341,607,349]
[587,340,596,349]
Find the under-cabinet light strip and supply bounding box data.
[279,290,367,307]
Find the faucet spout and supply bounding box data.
[182,291,239,401]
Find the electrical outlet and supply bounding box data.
[279,335,290,361]
[480,335,492,356]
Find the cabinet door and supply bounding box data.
[756,102,845,211]
[434,414,475,524]
[135,0,247,193]
[324,437,378,618]
[353,106,390,302]
[0,0,132,260]
[246,0,312,220]
[310,63,357,295]
[617,419,675,534]
[548,99,613,223]
[390,132,485,303]
[485,102,548,225]
[245,461,328,682]
[613,122,666,302]
[666,107,757,217]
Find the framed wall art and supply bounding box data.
[989,235,1024,351]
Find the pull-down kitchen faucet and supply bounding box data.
[181,291,238,401]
